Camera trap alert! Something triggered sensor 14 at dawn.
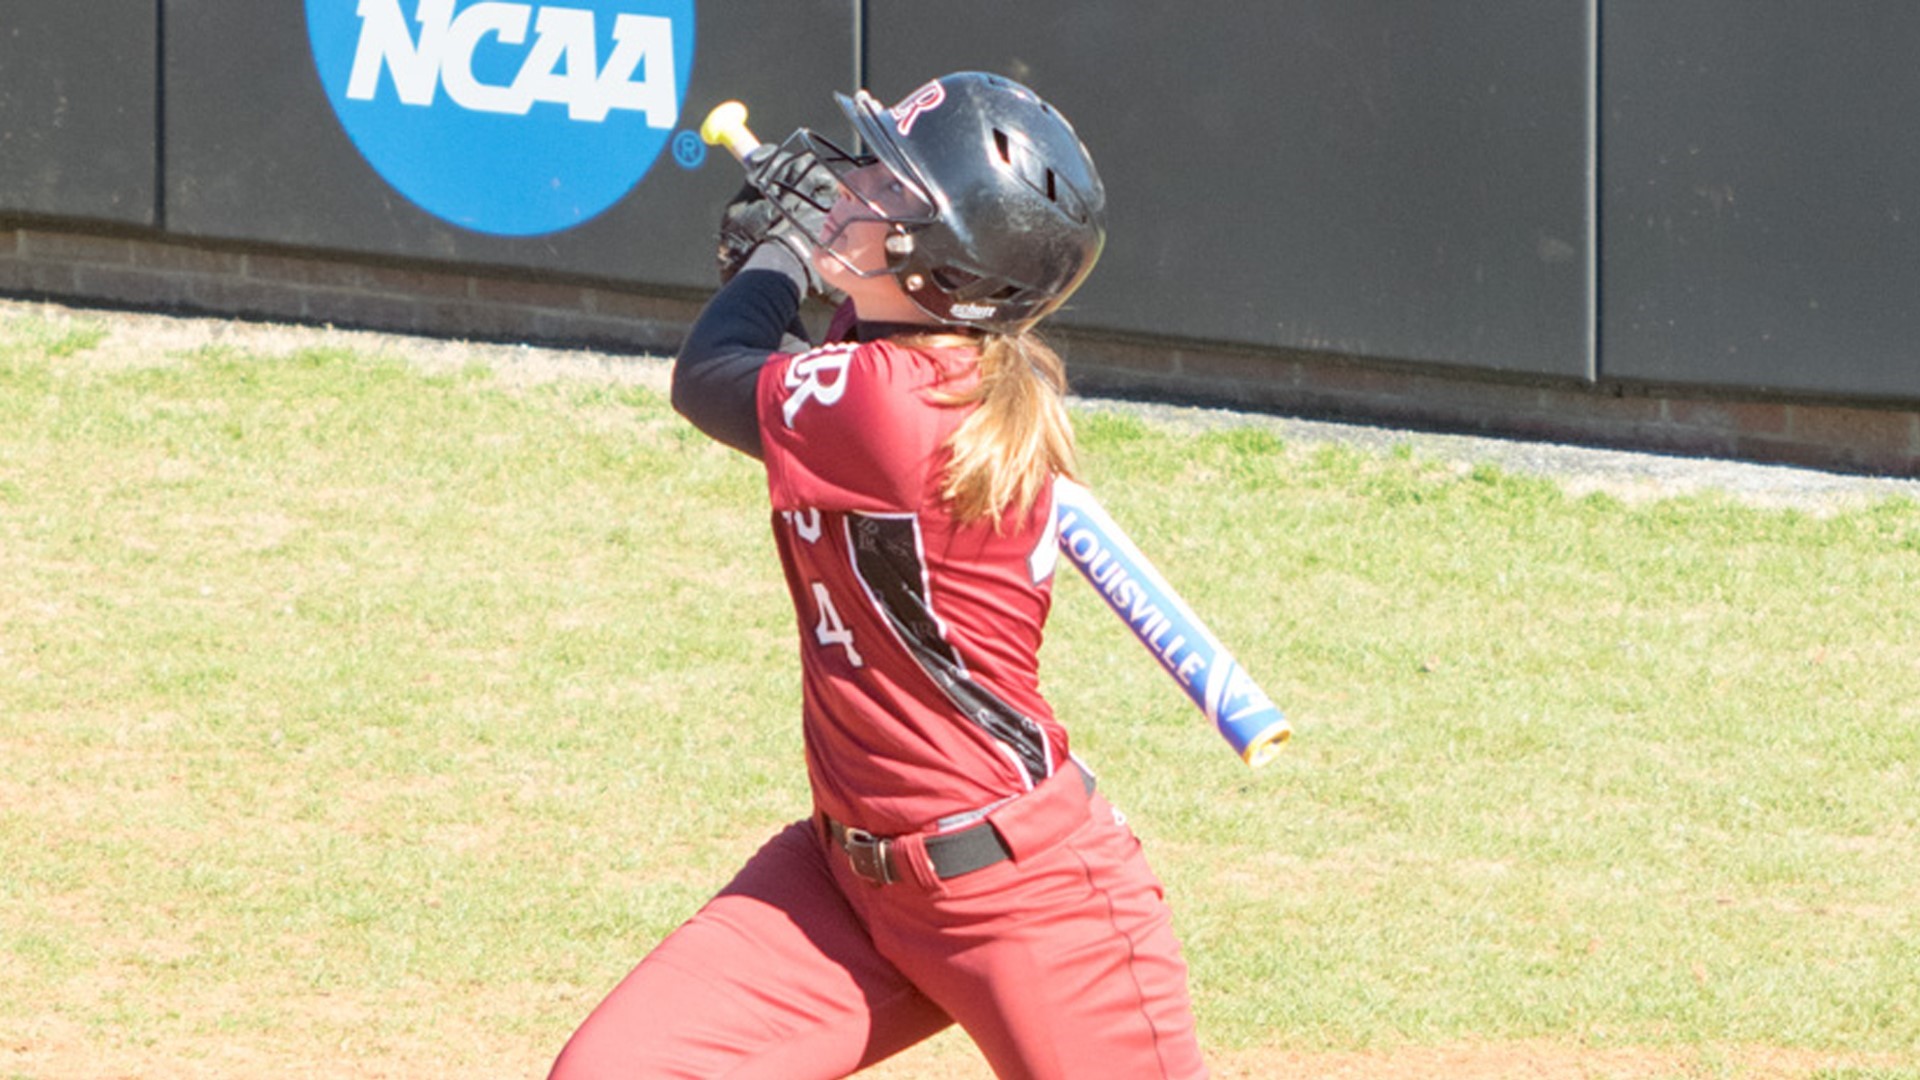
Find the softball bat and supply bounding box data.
[1054,480,1292,767]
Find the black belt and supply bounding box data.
[825,765,1094,886]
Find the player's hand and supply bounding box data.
[716,145,837,286]
[715,179,780,283]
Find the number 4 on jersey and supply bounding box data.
[810,582,864,667]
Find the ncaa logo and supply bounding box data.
[305,0,695,236]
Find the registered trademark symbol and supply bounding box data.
[672,130,707,170]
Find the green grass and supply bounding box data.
[3,310,1917,1074]
[1060,415,1918,1054]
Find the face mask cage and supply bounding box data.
[752,128,941,280]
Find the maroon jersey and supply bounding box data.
[756,336,1068,834]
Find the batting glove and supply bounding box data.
[717,145,839,295]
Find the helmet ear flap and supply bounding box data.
[932,266,1026,304]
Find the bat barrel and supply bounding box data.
[1053,480,1292,768]
[1229,708,1292,768]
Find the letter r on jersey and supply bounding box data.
[782,347,854,428]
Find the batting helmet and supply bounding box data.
[775,72,1107,333]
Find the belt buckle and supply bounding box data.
[840,826,896,885]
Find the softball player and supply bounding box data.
[548,72,1207,1080]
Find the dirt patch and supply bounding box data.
[862,1034,1909,1079]
[7,1032,1906,1080]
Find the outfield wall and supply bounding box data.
[3,2,1917,474]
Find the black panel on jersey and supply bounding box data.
[848,513,1051,785]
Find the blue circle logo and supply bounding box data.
[306,0,696,237]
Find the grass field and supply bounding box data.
[3,301,1917,1078]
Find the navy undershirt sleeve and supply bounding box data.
[671,244,813,459]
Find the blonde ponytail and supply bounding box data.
[935,331,1078,525]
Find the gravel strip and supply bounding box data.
[1073,398,1920,513]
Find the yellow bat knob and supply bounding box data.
[699,101,761,161]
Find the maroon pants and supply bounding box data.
[548,765,1208,1079]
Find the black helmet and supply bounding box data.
[779,72,1107,332]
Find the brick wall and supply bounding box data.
[5,223,1917,477]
